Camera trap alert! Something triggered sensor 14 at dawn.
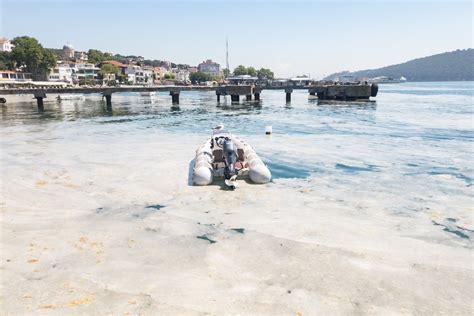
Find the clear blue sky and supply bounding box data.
[1,0,472,78]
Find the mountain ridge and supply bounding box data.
[325,49,474,81]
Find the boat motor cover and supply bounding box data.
[223,139,238,174]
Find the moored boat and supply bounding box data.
[193,125,271,188]
[56,94,85,101]
[140,91,156,97]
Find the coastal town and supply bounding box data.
[0,37,281,87]
[0,37,405,89]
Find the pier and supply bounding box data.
[0,83,378,110]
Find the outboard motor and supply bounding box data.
[223,138,238,186]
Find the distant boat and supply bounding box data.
[57,94,85,101]
[140,91,156,97]
[369,76,406,84]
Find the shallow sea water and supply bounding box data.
[1,82,473,314]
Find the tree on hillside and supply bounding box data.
[247,66,257,77]
[233,65,247,76]
[189,71,212,83]
[324,48,474,82]
[233,65,273,78]
[163,73,176,80]
[87,49,112,65]
[257,68,274,80]
[0,51,14,70]
[223,68,230,78]
[98,64,119,76]
[98,64,119,85]
[10,36,56,80]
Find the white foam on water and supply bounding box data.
[1,83,473,314]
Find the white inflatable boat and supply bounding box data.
[193,125,271,188]
[140,91,156,97]
[56,94,85,101]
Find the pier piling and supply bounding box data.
[36,97,44,111]
[33,91,47,111]
[105,95,112,110]
[254,93,260,101]
[285,88,293,103]
[170,90,180,105]
[102,92,113,110]
[246,95,252,101]
[231,95,240,102]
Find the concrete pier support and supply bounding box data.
[231,95,240,103]
[33,91,47,111]
[285,88,293,103]
[170,90,180,105]
[217,94,221,103]
[105,95,112,110]
[36,97,44,110]
[102,92,113,111]
[254,86,262,102]
[246,95,252,101]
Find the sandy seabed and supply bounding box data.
[1,94,473,315]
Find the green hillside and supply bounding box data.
[325,49,474,81]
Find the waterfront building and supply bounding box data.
[289,76,313,87]
[48,63,74,83]
[138,66,154,84]
[124,65,153,84]
[153,67,162,84]
[0,38,14,52]
[74,63,100,81]
[172,68,190,83]
[268,78,290,87]
[0,70,32,81]
[198,59,221,77]
[227,75,258,85]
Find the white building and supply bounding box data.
[0,38,14,52]
[48,64,74,83]
[172,68,190,83]
[74,63,100,81]
[198,59,221,77]
[124,65,153,84]
[0,70,32,81]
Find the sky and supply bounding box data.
[1,0,472,78]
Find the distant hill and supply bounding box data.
[325,49,474,82]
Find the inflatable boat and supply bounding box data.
[56,94,85,101]
[193,125,271,188]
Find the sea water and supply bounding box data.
[1,82,473,314]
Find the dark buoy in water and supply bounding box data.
[265,126,272,135]
[0,97,6,104]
